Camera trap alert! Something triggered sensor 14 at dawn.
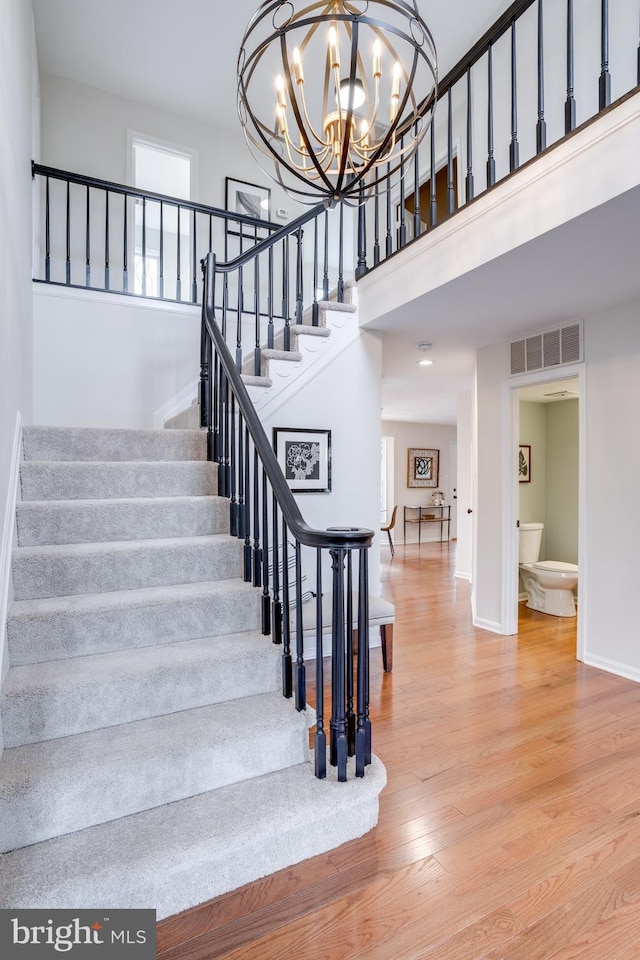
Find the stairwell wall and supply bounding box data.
[0,0,38,697]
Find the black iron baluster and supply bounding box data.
[565,0,576,133]
[244,424,252,582]
[510,19,520,172]
[141,197,147,296]
[599,0,611,109]
[637,7,640,85]
[294,541,306,711]
[253,448,262,587]
[385,161,393,255]
[281,520,293,698]
[398,137,407,247]
[123,194,128,292]
[330,547,348,782]
[65,180,71,284]
[104,190,109,290]
[447,89,455,214]
[338,202,345,301]
[176,206,181,300]
[236,257,243,372]
[314,548,326,778]
[261,468,271,635]
[355,548,371,776]
[268,245,275,346]
[322,209,330,300]
[295,226,304,323]
[356,180,368,277]
[159,201,164,299]
[312,215,319,326]
[537,0,547,153]
[85,185,90,287]
[272,492,282,644]
[373,178,381,266]
[230,393,238,538]
[346,551,355,756]
[466,66,475,202]
[412,125,421,240]
[192,209,198,303]
[238,412,246,540]
[283,235,291,349]
[208,215,213,259]
[45,176,50,282]
[487,43,496,187]
[254,252,261,375]
[430,121,437,227]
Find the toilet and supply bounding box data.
[519,522,578,618]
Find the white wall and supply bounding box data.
[455,388,473,581]
[0,0,37,729]
[381,420,456,545]
[33,285,200,429]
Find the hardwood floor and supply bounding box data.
[158,542,640,960]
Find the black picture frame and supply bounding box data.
[225,177,271,237]
[273,428,332,493]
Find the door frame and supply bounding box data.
[501,362,587,661]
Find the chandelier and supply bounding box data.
[237,1,438,204]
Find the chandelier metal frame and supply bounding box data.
[237,0,438,205]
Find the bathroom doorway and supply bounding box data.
[502,366,586,661]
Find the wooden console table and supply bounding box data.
[404,504,451,544]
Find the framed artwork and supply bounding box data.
[407,448,439,488]
[273,428,332,493]
[225,177,271,235]
[519,444,531,483]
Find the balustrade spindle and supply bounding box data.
[159,201,164,298]
[413,125,421,240]
[281,521,293,698]
[85,185,90,287]
[385,162,393,255]
[253,448,262,588]
[447,89,455,214]
[261,469,271,635]
[398,137,407,247]
[487,44,496,187]
[192,210,198,302]
[373,179,381,266]
[565,0,576,133]
[104,190,109,290]
[346,552,355,755]
[357,180,368,277]
[430,122,437,227]
[268,246,275,346]
[314,549,326,778]
[243,425,252,582]
[465,67,474,202]
[176,205,181,301]
[295,226,304,324]
[537,0,547,153]
[142,198,148,296]
[338,203,345,301]
[322,209,330,300]
[330,547,348,782]
[510,19,520,172]
[356,548,371,776]
[254,254,261,375]
[44,176,51,282]
[294,542,306,711]
[272,493,282,645]
[65,181,71,285]
[238,414,246,540]
[123,196,128,293]
[599,0,611,109]
[312,217,319,325]
[283,235,290,350]
[230,394,238,538]
[236,259,243,371]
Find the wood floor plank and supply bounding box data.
[158,543,640,960]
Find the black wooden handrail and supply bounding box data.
[203,252,373,553]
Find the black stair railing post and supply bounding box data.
[356,179,368,279]
[199,258,212,437]
[465,66,475,203]
[536,0,547,154]
[355,547,371,776]
[272,492,282,645]
[599,0,611,110]
[565,0,576,133]
[253,447,262,588]
[346,551,355,756]
[314,548,326,779]
[509,18,520,172]
[230,393,238,537]
[237,413,246,540]
[329,546,348,782]
[281,521,293,698]
[487,43,496,187]
[294,541,306,711]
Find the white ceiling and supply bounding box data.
[32,2,640,426]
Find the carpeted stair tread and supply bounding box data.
[16,495,230,546]
[20,460,218,501]
[7,579,261,665]
[12,534,243,600]
[0,692,311,851]
[0,754,386,918]
[22,426,206,462]
[2,631,282,747]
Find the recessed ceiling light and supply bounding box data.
[417,359,434,366]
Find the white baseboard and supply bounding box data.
[582,653,640,685]
[454,571,471,582]
[0,412,22,752]
[472,615,503,634]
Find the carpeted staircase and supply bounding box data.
[0,425,385,919]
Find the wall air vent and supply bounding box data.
[510,321,583,376]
